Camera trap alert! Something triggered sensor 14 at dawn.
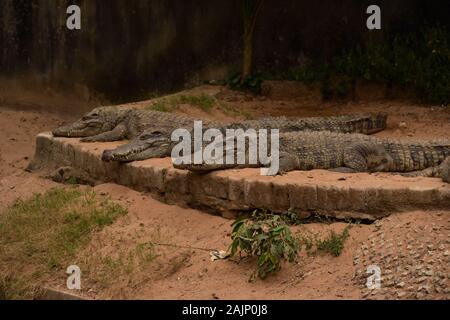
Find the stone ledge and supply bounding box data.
[31,132,450,220]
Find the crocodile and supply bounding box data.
[54,104,387,144]
[52,106,222,142]
[101,112,388,162]
[401,156,450,181]
[172,131,450,178]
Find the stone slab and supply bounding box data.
[31,132,450,220]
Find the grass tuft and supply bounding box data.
[145,94,217,113]
[178,94,216,112]
[315,226,351,257]
[0,188,127,299]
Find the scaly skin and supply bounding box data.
[54,106,387,143]
[442,157,450,183]
[53,106,223,142]
[52,106,129,139]
[101,113,387,162]
[402,156,450,182]
[173,131,450,176]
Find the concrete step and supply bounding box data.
[30,132,450,220]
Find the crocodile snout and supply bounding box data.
[102,150,114,162]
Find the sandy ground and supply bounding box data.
[0,85,449,299]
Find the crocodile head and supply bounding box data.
[102,130,172,162]
[365,146,394,172]
[53,107,120,137]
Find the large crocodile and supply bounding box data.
[101,112,388,162]
[172,131,450,179]
[52,106,222,142]
[54,105,387,144]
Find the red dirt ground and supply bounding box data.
[0,84,448,299]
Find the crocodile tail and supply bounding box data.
[357,112,387,134]
[383,141,450,172]
[337,112,388,135]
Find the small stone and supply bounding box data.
[384,275,393,281]
[396,282,405,288]
[374,220,383,228]
[416,277,427,283]
[418,285,431,293]
[416,292,426,299]
[424,270,434,277]
[397,291,406,298]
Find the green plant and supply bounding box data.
[316,226,351,257]
[178,94,216,111]
[146,94,217,112]
[147,100,170,112]
[227,70,264,93]
[250,25,450,104]
[228,212,299,281]
[66,176,80,185]
[135,242,158,264]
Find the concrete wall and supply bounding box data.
[1,0,449,104]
